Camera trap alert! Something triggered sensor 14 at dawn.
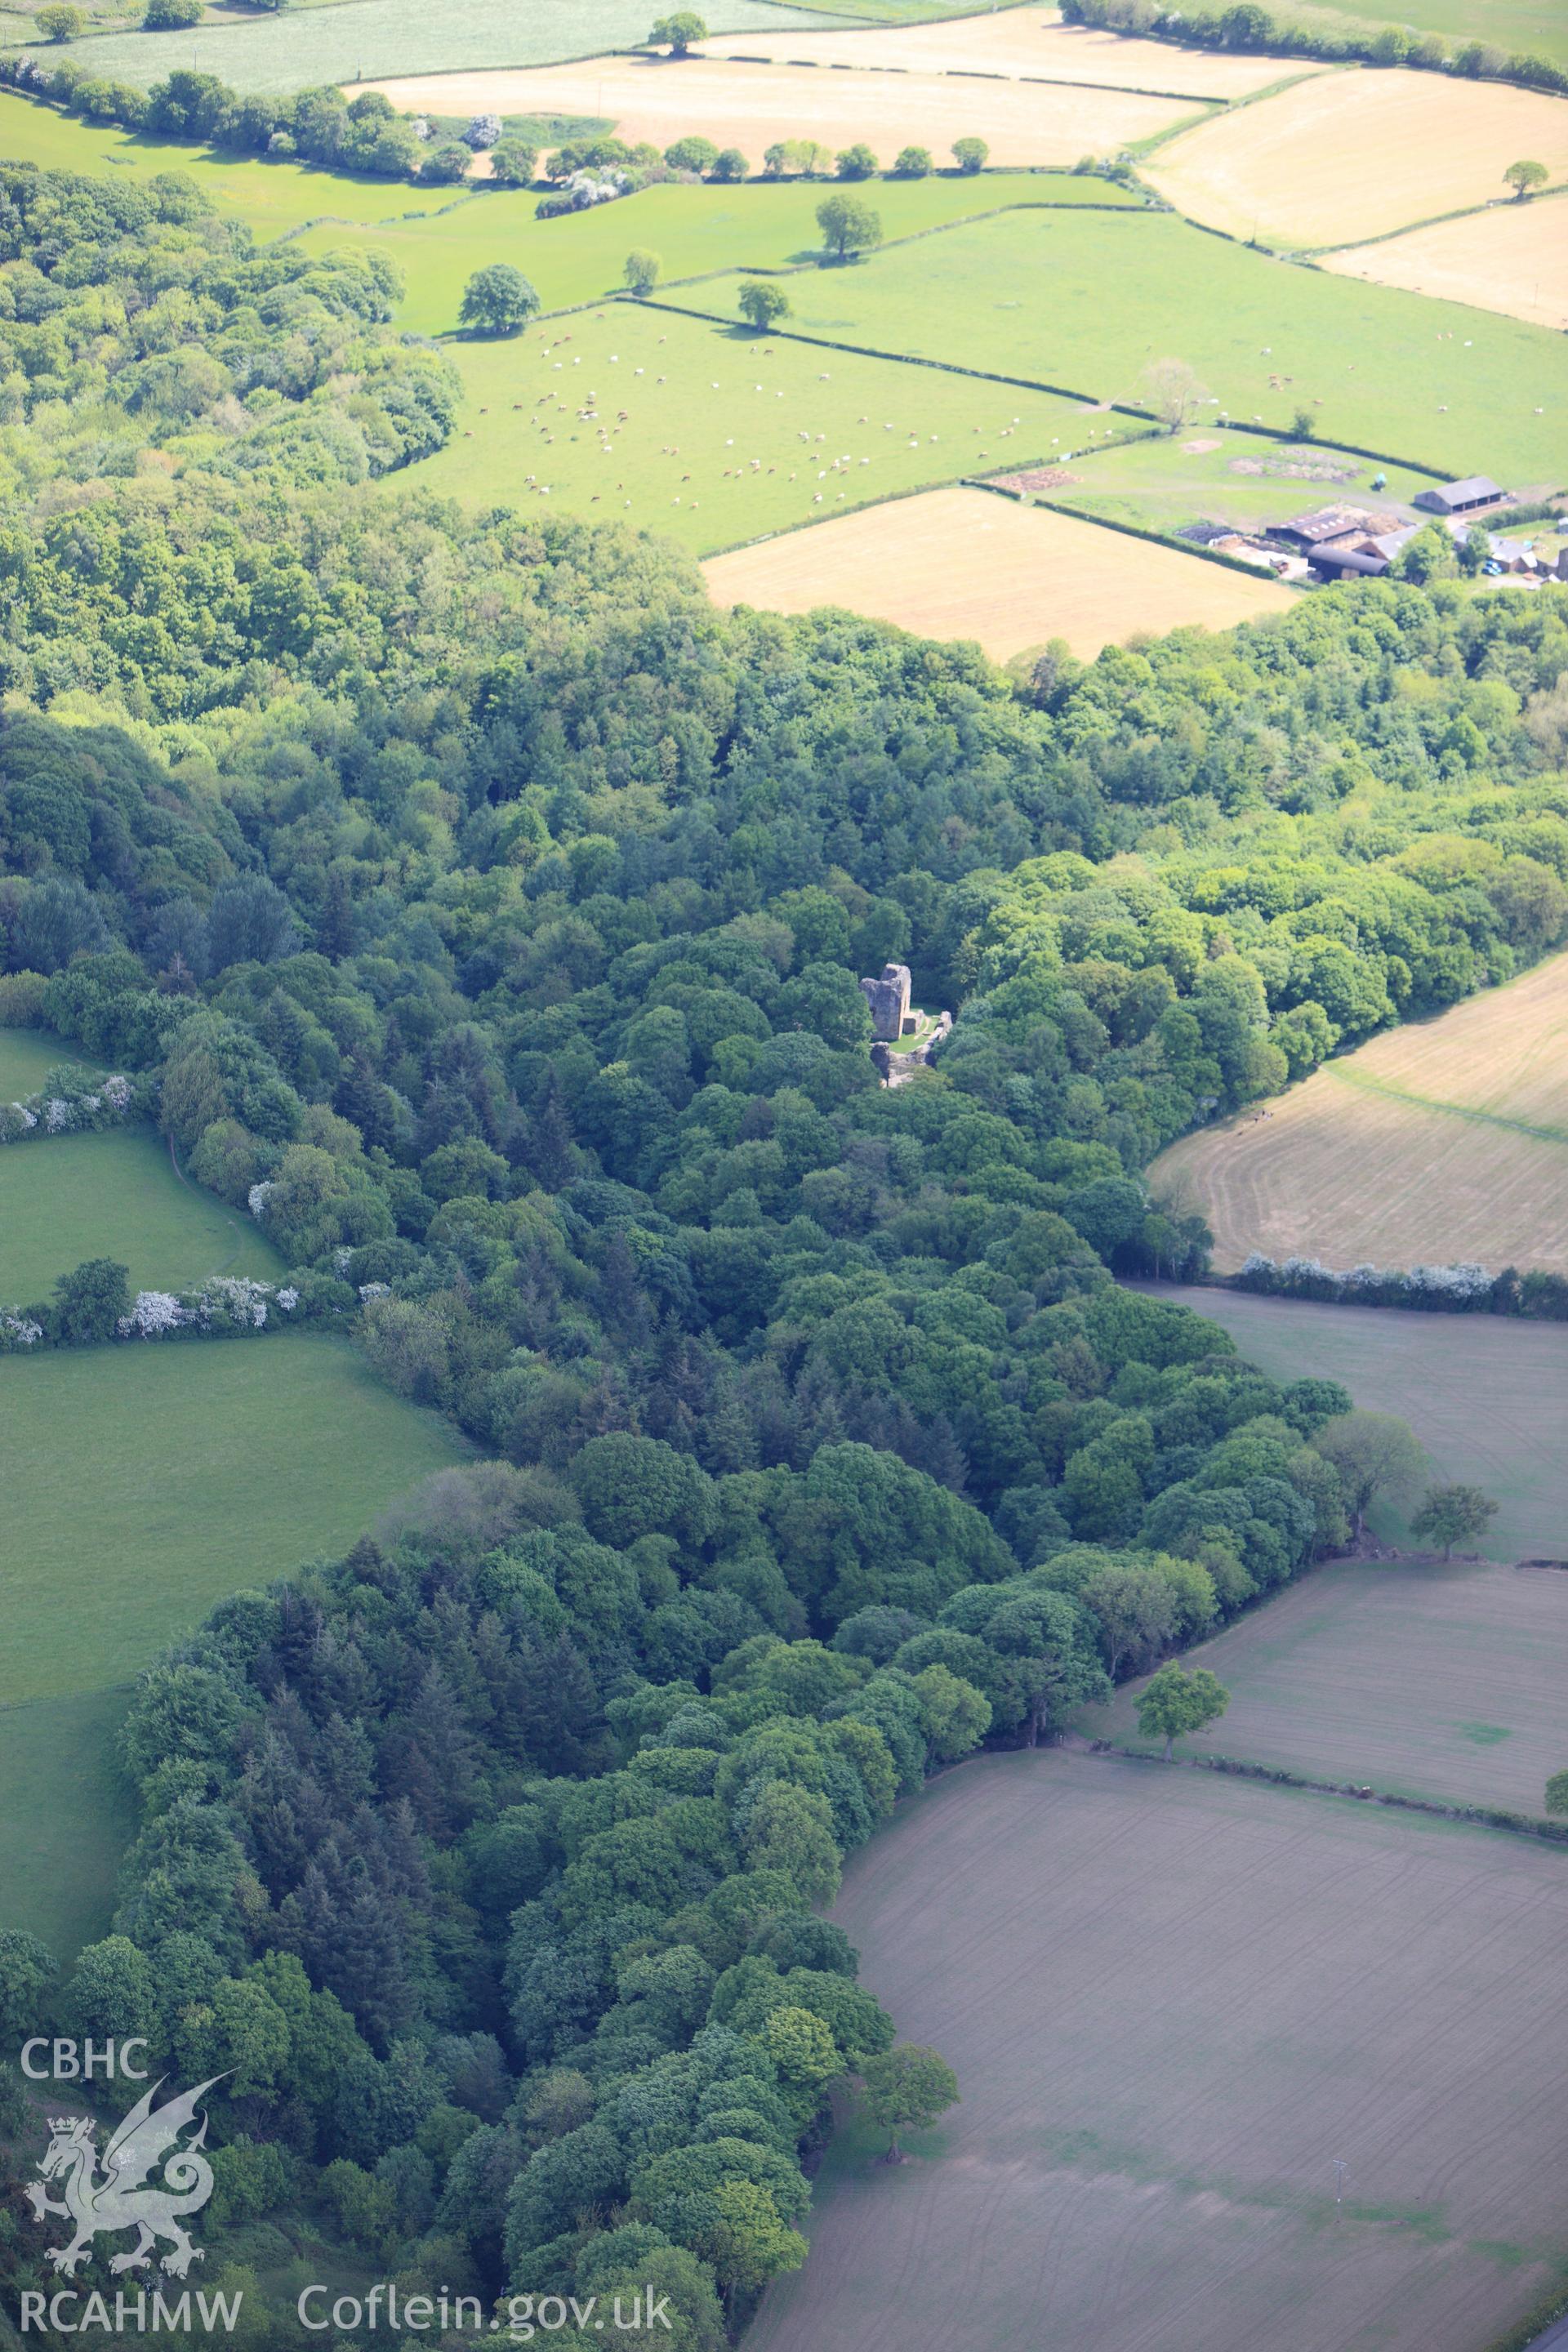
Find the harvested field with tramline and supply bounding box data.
[1149,950,1568,1276]
[1146,66,1568,247]
[358,54,1197,169]
[702,484,1294,657]
[1085,1557,1568,1811]
[1321,194,1568,331]
[694,11,1300,96]
[749,1750,1568,2352]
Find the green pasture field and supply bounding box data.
[751,1750,1568,2352]
[0,1690,136,1970]
[1138,1282,1568,1563]
[412,297,1105,553]
[0,1125,279,1302]
[664,207,1568,483]
[1036,426,1436,536]
[42,0,843,96]
[0,1333,464,1706]
[1083,1558,1568,1811]
[0,1333,465,1958]
[295,172,1139,337]
[0,1024,96,1098]
[0,90,481,234]
[1289,0,1568,70]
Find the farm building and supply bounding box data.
[1309,543,1392,579]
[1414,474,1508,514]
[1275,502,1398,551]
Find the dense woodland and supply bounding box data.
[1,156,1567,2346]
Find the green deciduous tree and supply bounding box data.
[665,135,719,173]
[892,145,933,177]
[144,0,203,24]
[710,147,747,181]
[651,11,707,54]
[1545,1771,1568,1816]
[1410,1482,1499,1561]
[859,2044,959,2162]
[1137,1660,1230,1759]
[816,192,883,261]
[53,1257,130,1345]
[624,247,662,295]
[1311,1411,1424,1544]
[37,4,87,38]
[459,264,541,336]
[488,140,540,187]
[1504,158,1548,198]
[952,136,988,172]
[738,279,791,331]
[835,143,878,180]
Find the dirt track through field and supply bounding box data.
[1321,194,1568,330]
[1151,951,1568,1274]
[750,1750,1568,2352]
[695,11,1298,96]
[703,484,1294,656]
[359,53,1196,167]
[1147,67,1568,245]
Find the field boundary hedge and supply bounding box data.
[1308,180,1568,258]
[1089,1740,1568,1846]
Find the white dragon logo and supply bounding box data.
[24,2076,225,2279]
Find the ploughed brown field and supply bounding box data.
[1084,1556,1568,1811]
[702,485,1294,657]
[750,1752,1568,2352]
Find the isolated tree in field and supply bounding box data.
[1138,1660,1230,1759]
[1410,1482,1498,1561]
[459,264,541,336]
[835,142,878,180]
[36,4,87,38]
[952,136,989,173]
[893,145,933,178]
[738,278,791,331]
[1140,356,1209,433]
[624,247,662,295]
[859,2045,960,2163]
[710,145,747,181]
[1290,403,1316,439]
[1312,1410,1424,1543]
[1504,158,1548,198]
[487,140,539,187]
[817,192,883,261]
[54,1257,130,1346]
[1545,1770,1568,1817]
[664,134,719,173]
[650,11,707,54]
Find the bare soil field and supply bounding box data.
[750,1751,1568,2352]
[359,54,1196,167]
[702,485,1294,657]
[697,11,1299,96]
[1149,951,1568,1274]
[1146,67,1568,247]
[1322,194,1568,332]
[1085,1558,1568,1810]
[1133,1285,1568,1566]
